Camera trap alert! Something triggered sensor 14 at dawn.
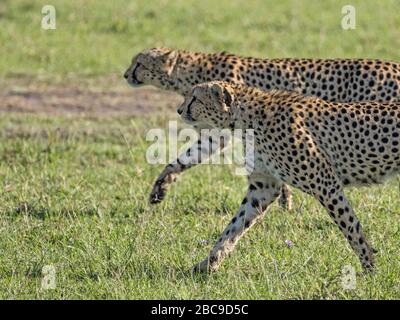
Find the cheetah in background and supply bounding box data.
[124,48,400,210]
[177,81,400,273]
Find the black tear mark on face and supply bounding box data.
[186,96,197,121]
[131,63,143,84]
[223,88,232,107]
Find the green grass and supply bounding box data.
[1,114,400,299]
[1,0,400,79]
[1,0,400,299]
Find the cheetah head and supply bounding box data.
[124,47,179,88]
[177,81,235,128]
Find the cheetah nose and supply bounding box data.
[177,108,183,115]
[123,71,129,79]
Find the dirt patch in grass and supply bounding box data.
[0,78,182,116]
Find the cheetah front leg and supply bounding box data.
[193,174,282,273]
[149,133,230,204]
[149,133,292,210]
[318,190,375,271]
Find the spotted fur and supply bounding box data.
[124,48,400,209]
[178,81,400,272]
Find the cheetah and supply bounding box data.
[124,48,400,210]
[177,81,400,273]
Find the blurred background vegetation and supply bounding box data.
[0,0,399,80]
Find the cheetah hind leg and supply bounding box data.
[193,175,282,273]
[319,190,375,271]
[278,184,293,211]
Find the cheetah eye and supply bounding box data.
[197,99,206,106]
[137,61,149,70]
[136,57,150,69]
[193,96,205,105]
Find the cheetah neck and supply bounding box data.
[227,87,265,130]
[228,88,303,130]
[169,51,212,95]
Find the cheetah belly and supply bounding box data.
[251,150,283,181]
[330,147,400,186]
[337,164,400,186]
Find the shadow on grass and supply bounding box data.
[10,202,100,220]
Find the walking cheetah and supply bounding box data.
[177,81,400,272]
[124,48,400,210]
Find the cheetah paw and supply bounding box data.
[192,258,220,274]
[192,259,212,274]
[149,181,167,204]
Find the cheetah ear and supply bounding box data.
[210,83,234,112]
[162,50,179,76]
